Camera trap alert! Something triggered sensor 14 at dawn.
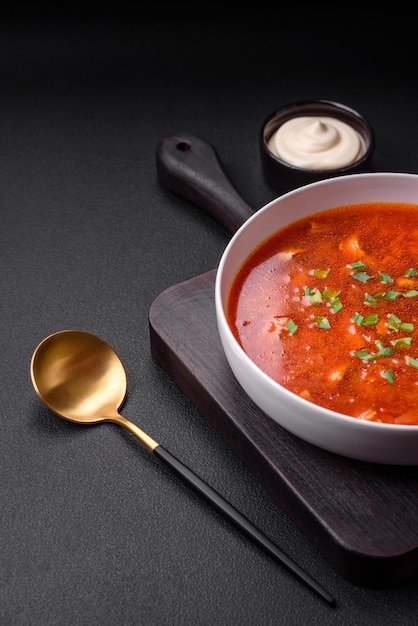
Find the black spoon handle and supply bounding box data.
[153,445,335,607]
[156,132,255,235]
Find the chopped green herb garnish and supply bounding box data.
[348,261,366,269]
[329,297,343,313]
[313,268,330,278]
[310,289,322,304]
[352,312,378,326]
[383,291,401,300]
[383,370,394,384]
[315,315,331,329]
[378,272,393,283]
[404,290,418,298]
[355,349,375,361]
[352,271,374,283]
[400,322,414,332]
[352,312,363,325]
[322,287,340,302]
[404,268,418,277]
[387,314,401,331]
[387,314,414,332]
[393,337,412,348]
[303,287,322,303]
[363,314,379,326]
[370,291,404,301]
[364,293,377,306]
[407,355,418,368]
[375,346,393,357]
[286,319,298,334]
[355,343,393,361]
[373,292,386,300]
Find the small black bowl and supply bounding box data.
[260,100,375,195]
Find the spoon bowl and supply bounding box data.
[31,330,127,423]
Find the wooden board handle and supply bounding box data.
[156,132,254,234]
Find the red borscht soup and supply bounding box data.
[226,202,418,425]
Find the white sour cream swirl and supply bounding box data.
[268,116,366,170]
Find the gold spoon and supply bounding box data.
[30,329,335,606]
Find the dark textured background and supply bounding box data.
[1,16,418,625]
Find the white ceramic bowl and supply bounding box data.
[215,172,418,465]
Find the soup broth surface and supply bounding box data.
[227,202,418,424]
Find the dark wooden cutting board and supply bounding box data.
[149,268,418,589]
